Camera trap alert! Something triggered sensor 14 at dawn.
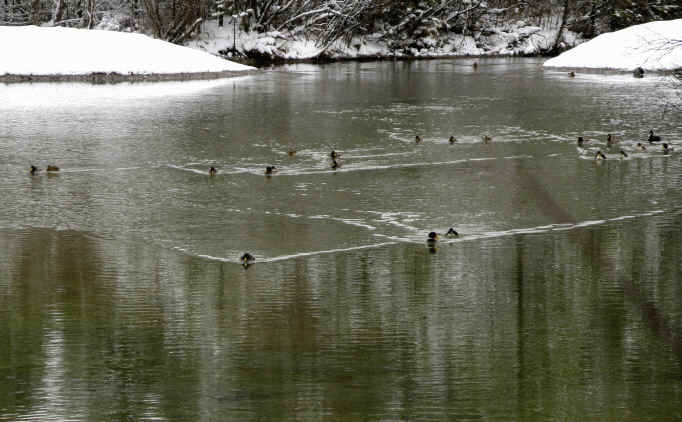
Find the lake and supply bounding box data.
[1,58,680,421]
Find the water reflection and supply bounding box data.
[1,210,679,420]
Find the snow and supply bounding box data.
[187,20,582,61]
[0,25,254,76]
[544,19,682,71]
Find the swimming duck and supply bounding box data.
[449,136,457,144]
[663,143,673,154]
[569,71,575,77]
[209,166,217,176]
[482,135,492,144]
[620,150,628,159]
[330,150,339,159]
[288,150,297,156]
[265,166,276,175]
[648,130,661,144]
[415,135,422,144]
[29,165,39,175]
[46,165,60,172]
[606,134,619,146]
[595,151,607,160]
[577,136,585,147]
[426,231,439,247]
[633,67,645,78]
[240,253,255,267]
[635,142,646,152]
[472,62,478,69]
[445,228,459,238]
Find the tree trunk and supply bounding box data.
[31,0,41,25]
[53,0,66,23]
[551,0,571,53]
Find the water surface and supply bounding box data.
[1,58,680,420]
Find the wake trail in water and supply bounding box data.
[181,209,668,265]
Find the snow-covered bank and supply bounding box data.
[187,21,582,63]
[0,26,254,80]
[544,19,682,71]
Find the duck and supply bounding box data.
[46,165,60,172]
[482,135,492,144]
[240,252,255,267]
[577,136,585,147]
[663,143,673,154]
[449,136,457,144]
[635,142,646,152]
[209,166,217,176]
[426,231,439,246]
[620,150,628,159]
[569,71,575,77]
[415,135,422,144]
[633,67,645,78]
[287,149,297,156]
[595,151,607,161]
[472,62,478,69]
[648,130,662,144]
[331,159,340,170]
[330,150,339,159]
[29,165,40,175]
[606,134,619,146]
[265,166,276,175]
[445,228,459,238]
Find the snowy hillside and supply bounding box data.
[0,26,254,76]
[543,19,682,71]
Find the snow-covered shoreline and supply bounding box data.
[186,20,582,65]
[544,19,682,72]
[0,26,255,81]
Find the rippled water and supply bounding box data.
[1,58,681,420]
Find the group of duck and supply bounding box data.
[208,150,342,179]
[29,165,60,174]
[585,130,673,160]
[30,128,671,267]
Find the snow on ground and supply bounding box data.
[544,19,682,71]
[186,20,581,61]
[0,25,254,76]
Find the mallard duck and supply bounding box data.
[426,231,439,244]
[633,67,645,78]
[445,228,459,238]
[209,166,217,176]
[595,151,607,161]
[287,150,297,156]
[577,136,585,147]
[482,135,492,144]
[635,142,646,152]
[569,71,575,77]
[29,165,39,175]
[648,130,661,144]
[606,134,620,146]
[663,143,673,154]
[415,135,422,144]
[46,165,60,172]
[265,166,276,175]
[620,150,628,159]
[449,136,457,144]
[240,252,255,266]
